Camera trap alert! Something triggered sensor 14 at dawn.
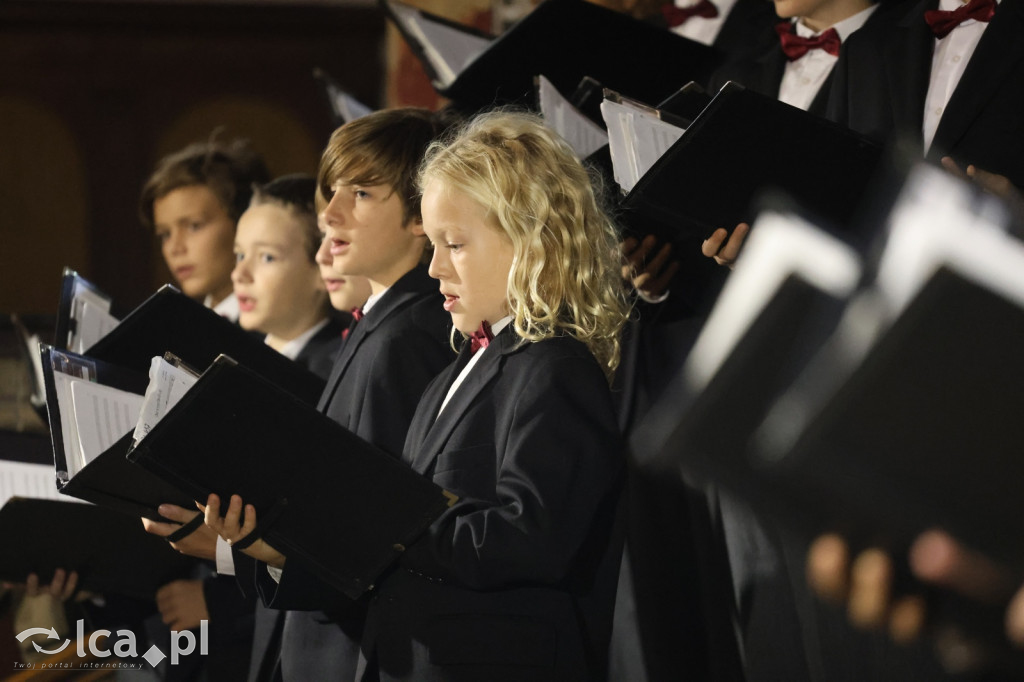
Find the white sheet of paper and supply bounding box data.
[387,0,490,87]
[601,99,685,193]
[71,299,119,354]
[133,356,200,444]
[537,75,608,160]
[71,381,144,467]
[0,461,68,507]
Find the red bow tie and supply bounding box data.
[662,0,719,27]
[776,23,842,60]
[924,0,996,38]
[468,321,493,354]
[342,307,364,341]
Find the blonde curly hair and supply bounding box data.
[418,111,630,380]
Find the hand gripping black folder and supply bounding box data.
[384,0,722,115]
[127,356,456,600]
[85,285,324,407]
[40,346,194,520]
[619,82,883,246]
[0,497,191,600]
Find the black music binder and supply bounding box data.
[384,0,721,114]
[40,345,193,520]
[127,355,455,600]
[85,285,324,406]
[0,497,191,600]
[620,82,883,245]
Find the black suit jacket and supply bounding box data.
[293,315,345,381]
[827,0,1024,187]
[357,329,625,682]
[243,265,452,682]
[711,0,780,59]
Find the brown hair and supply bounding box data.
[249,174,320,262]
[316,107,458,226]
[139,136,270,230]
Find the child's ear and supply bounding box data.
[408,218,425,237]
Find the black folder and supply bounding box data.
[749,267,1024,573]
[85,285,324,406]
[40,345,194,520]
[127,355,455,600]
[385,0,722,115]
[619,82,883,246]
[0,497,191,600]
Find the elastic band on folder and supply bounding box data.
[165,514,205,543]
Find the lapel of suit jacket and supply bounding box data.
[408,328,519,476]
[754,42,788,98]
[932,0,1024,155]
[317,265,435,412]
[885,0,936,146]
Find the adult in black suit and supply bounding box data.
[706,0,912,117]
[827,0,1024,188]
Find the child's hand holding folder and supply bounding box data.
[202,493,287,568]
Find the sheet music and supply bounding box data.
[133,356,200,444]
[71,299,119,353]
[71,381,144,468]
[601,99,685,193]
[537,75,608,160]
[50,369,92,481]
[0,461,68,507]
[387,0,490,87]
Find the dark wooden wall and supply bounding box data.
[0,1,385,315]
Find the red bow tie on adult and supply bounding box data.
[775,23,842,60]
[662,0,719,27]
[468,321,493,354]
[924,0,996,38]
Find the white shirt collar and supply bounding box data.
[205,292,240,322]
[361,288,387,315]
[270,318,331,361]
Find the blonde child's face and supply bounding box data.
[319,181,425,293]
[153,185,236,304]
[421,179,515,334]
[231,203,326,340]
[314,223,373,312]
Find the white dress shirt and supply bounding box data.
[778,6,877,111]
[437,316,513,418]
[205,292,240,322]
[922,0,998,152]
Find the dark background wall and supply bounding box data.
[0,0,385,314]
